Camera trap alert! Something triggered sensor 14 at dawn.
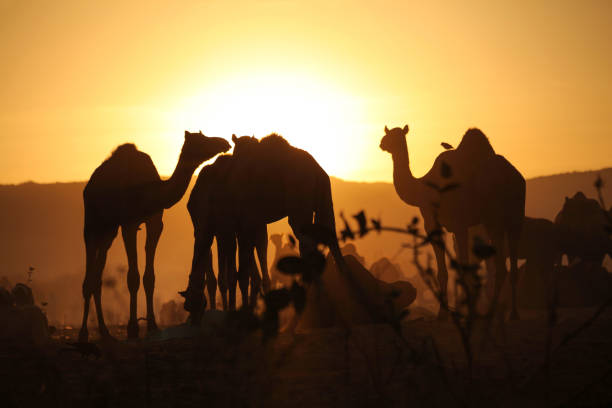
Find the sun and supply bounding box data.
[170,72,366,178]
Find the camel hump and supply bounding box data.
[457,128,495,158]
[190,154,233,199]
[86,144,159,194]
[110,143,139,158]
[260,133,290,148]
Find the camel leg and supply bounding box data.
[216,236,228,310]
[424,215,449,321]
[507,226,521,320]
[93,227,118,339]
[488,228,508,318]
[183,232,212,324]
[122,224,140,339]
[79,228,99,342]
[144,213,163,334]
[205,248,217,310]
[454,228,471,309]
[237,230,257,308]
[255,225,270,293]
[289,214,317,257]
[226,234,238,310]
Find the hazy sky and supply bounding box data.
[1,0,611,184]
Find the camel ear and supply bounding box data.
[403,125,409,134]
[199,130,203,135]
[184,130,189,138]
[232,134,238,144]
[565,196,569,202]
[384,126,389,134]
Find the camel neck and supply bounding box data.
[391,138,423,208]
[160,155,197,209]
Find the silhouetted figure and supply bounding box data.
[380,125,525,319]
[1,282,49,345]
[181,133,361,323]
[554,191,612,265]
[79,131,230,341]
[186,152,269,311]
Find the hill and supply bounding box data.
[0,167,610,325]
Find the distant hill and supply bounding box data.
[1,167,610,325]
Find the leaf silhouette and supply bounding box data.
[277,256,308,275]
[371,218,382,232]
[353,210,368,237]
[264,288,292,312]
[339,212,355,241]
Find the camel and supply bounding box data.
[182,133,381,325]
[554,192,612,265]
[186,152,270,311]
[269,233,298,289]
[506,217,560,309]
[79,131,230,341]
[380,125,525,319]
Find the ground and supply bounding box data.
[1,308,612,407]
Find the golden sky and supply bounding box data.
[1,0,611,184]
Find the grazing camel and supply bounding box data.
[554,191,612,265]
[186,153,269,311]
[380,125,525,319]
[80,131,230,341]
[182,133,368,324]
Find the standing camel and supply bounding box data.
[380,125,525,319]
[186,153,269,311]
[182,133,370,324]
[80,131,230,341]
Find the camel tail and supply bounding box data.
[314,174,341,255]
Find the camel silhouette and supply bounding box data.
[186,152,269,311]
[79,131,230,341]
[269,233,298,289]
[380,125,525,319]
[181,133,365,323]
[511,217,560,308]
[554,191,612,265]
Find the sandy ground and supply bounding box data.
[1,307,612,408]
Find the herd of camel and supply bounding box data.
[78,126,612,342]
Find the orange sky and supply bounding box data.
[1,0,611,184]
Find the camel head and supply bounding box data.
[379,125,409,154]
[231,134,259,157]
[181,130,230,167]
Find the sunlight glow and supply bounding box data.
[169,72,367,178]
